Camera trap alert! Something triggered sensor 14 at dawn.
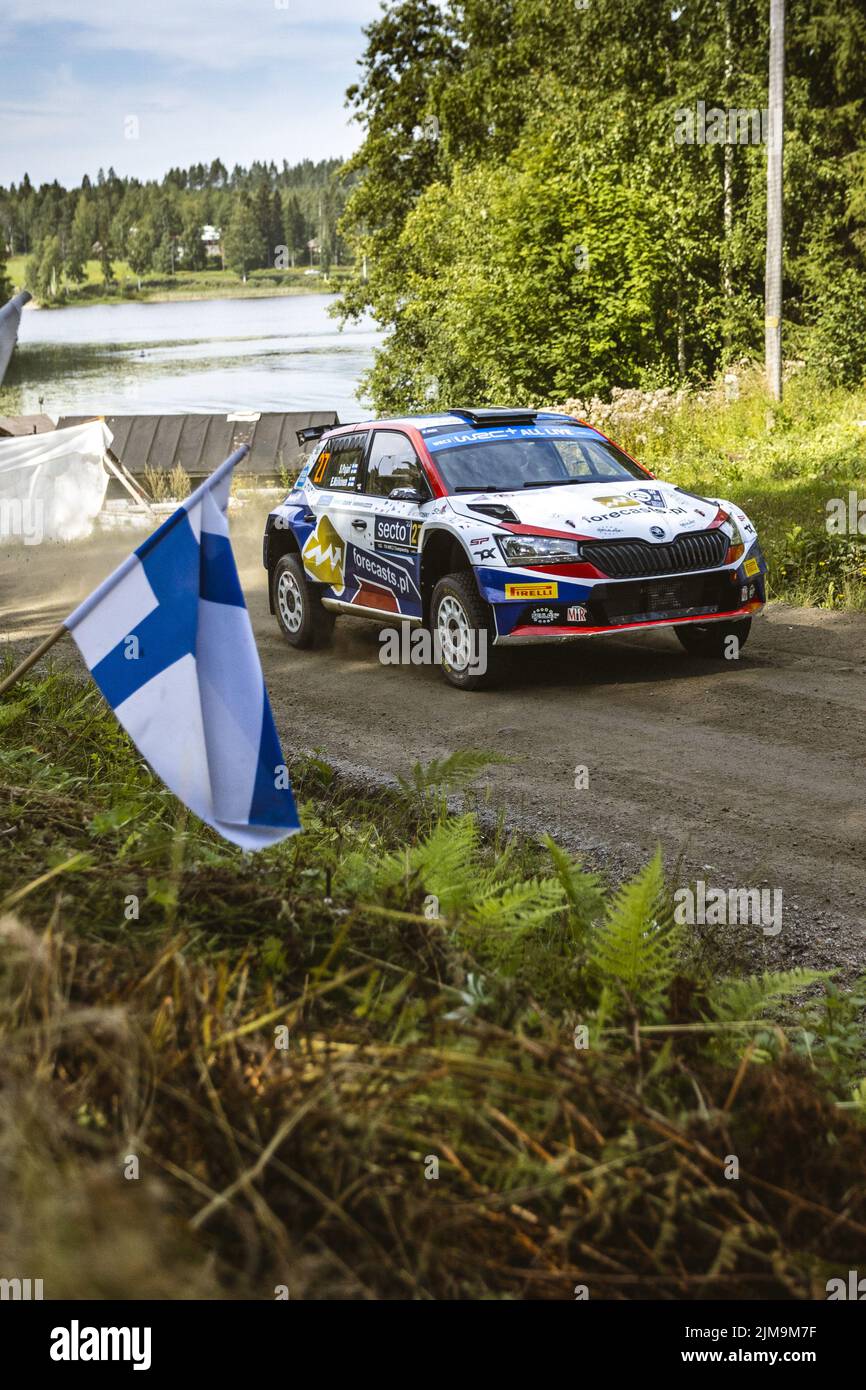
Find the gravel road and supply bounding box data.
[3,500,864,976]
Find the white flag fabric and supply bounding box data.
[0,419,111,543]
[64,447,299,849]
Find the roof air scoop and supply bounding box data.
[448,407,539,428]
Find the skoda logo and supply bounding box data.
[650,525,666,539]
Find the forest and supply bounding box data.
[335,0,866,407]
[0,156,353,301]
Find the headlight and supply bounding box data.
[496,534,583,565]
[721,512,746,563]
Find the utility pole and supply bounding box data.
[765,0,785,402]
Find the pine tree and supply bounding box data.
[253,183,276,269]
[283,193,306,268]
[66,194,93,284]
[224,196,266,280]
[127,216,157,276]
[180,216,206,271]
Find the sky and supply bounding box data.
[0,0,384,186]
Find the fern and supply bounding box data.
[404,815,483,912]
[543,836,605,942]
[589,850,679,1019]
[467,878,564,933]
[707,968,833,1023]
[464,877,566,974]
[396,748,509,813]
[342,815,484,914]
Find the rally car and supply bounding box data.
[262,408,766,689]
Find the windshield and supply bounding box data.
[423,424,648,494]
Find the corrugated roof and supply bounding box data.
[55,411,339,477]
[0,413,56,437]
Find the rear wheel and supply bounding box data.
[272,553,335,649]
[431,572,502,690]
[674,616,751,659]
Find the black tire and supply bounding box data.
[674,616,751,659]
[430,571,503,690]
[272,553,336,649]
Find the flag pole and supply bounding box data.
[0,624,69,698]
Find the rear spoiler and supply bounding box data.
[295,422,340,447]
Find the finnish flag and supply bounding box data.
[65,447,299,849]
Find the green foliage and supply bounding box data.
[66,194,94,283]
[223,196,267,279]
[126,217,157,276]
[338,0,866,407]
[0,244,11,302]
[27,234,65,302]
[396,747,509,812]
[801,266,866,387]
[543,835,605,942]
[566,368,866,610]
[2,671,866,1299]
[707,968,833,1024]
[0,157,355,300]
[589,849,680,1021]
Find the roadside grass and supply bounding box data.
[1,667,865,1298]
[6,255,351,307]
[566,367,866,610]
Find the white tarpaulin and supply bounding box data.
[0,419,112,544]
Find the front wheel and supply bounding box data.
[430,572,502,690]
[674,616,751,659]
[272,553,335,649]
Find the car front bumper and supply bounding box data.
[494,598,764,645]
[483,549,768,644]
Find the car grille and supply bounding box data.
[582,528,727,578]
[587,572,736,625]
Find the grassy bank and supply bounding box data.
[7,255,351,307]
[566,368,866,610]
[1,667,865,1299]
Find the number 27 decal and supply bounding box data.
[311,450,330,484]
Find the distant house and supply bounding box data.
[201,225,222,260]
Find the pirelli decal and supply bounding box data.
[504,581,558,600]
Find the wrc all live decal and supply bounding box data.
[374,515,420,553]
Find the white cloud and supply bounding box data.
[0,0,383,182]
[4,0,381,72]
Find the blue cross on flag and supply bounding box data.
[65,447,299,849]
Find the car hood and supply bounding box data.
[446,478,723,542]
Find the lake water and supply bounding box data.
[7,295,382,421]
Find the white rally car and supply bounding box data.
[263,408,766,689]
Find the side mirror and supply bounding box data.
[388,486,426,503]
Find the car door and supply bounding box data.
[301,431,370,601]
[347,429,429,619]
